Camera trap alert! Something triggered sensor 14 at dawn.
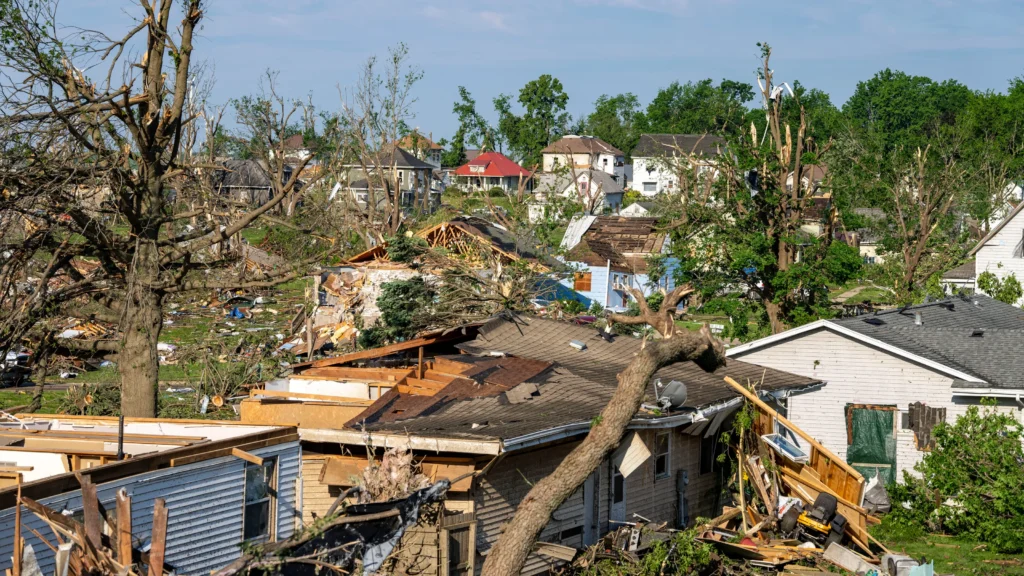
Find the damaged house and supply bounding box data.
[0,416,299,575]
[241,315,821,575]
[304,217,563,351]
[728,294,1024,483]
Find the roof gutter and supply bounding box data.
[301,428,502,456]
[951,387,1024,401]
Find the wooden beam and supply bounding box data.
[148,499,167,576]
[116,490,132,566]
[248,389,373,405]
[230,448,264,466]
[80,477,102,550]
[169,434,299,467]
[0,466,33,473]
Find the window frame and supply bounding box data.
[242,457,278,543]
[699,433,717,476]
[654,431,671,480]
[643,181,657,193]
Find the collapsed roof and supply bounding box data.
[563,216,668,273]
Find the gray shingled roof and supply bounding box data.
[462,316,818,407]
[356,316,820,442]
[832,295,1024,388]
[633,134,726,158]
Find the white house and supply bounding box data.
[964,200,1024,305]
[728,295,1024,482]
[529,170,624,222]
[631,134,725,196]
[541,136,624,180]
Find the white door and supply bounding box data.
[610,465,626,524]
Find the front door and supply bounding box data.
[609,465,626,524]
[846,404,898,485]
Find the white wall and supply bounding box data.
[975,209,1024,305]
[632,156,678,196]
[731,327,1023,479]
[542,152,623,177]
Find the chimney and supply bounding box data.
[914,311,922,326]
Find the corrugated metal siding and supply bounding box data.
[0,440,300,576]
[474,443,582,576]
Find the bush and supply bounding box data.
[560,298,587,315]
[358,277,434,348]
[885,401,1024,553]
[977,271,1022,305]
[384,233,428,263]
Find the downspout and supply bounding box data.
[606,259,611,309]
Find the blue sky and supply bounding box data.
[63,0,1024,140]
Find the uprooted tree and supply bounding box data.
[481,285,725,576]
[0,0,332,416]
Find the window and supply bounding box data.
[574,272,592,292]
[699,433,717,476]
[654,432,670,479]
[243,458,277,542]
[441,511,476,576]
[611,467,624,504]
[602,157,608,166]
[643,182,657,193]
[398,171,405,184]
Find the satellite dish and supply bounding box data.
[657,380,688,410]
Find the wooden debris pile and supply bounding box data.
[9,473,172,576]
[694,377,894,572]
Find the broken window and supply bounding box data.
[243,458,277,542]
[574,272,592,292]
[908,402,946,451]
[654,432,670,479]
[612,467,624,504]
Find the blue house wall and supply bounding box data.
[559,258,679,312]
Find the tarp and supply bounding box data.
[846,405,897,485]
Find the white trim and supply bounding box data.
[951,388,1024,398]
[727,320,987,384]
[301,428,502,455]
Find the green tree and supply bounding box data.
[494,74,570,167]
[977,270,1023,305]
[637,79,753,137]
[843,69,973,153]
[585,93,642,158]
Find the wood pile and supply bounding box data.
[694,377,892,571]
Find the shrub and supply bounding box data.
[886,401,1024,553]
[977,270,1022,305]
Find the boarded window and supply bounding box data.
[574,272,592,292]
[244,458,277,542]
[908,402,946,451]
[654,432,670,479]
[441,512,476,576]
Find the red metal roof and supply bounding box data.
[454,151,531,178]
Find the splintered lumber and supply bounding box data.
[699,507,741,530]
[148,499,168,576]
[80,477,102,550]
[116,490,132,565]
[724,377,864,503]
[746,457,774,514]
[230,448,264,466]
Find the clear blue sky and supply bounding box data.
[64,0,1024,140]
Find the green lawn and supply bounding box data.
[876,534,1024,575]
[0,389,65,413]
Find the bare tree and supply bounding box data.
[0,0,333,416]
[481,285,724,575]
[336,44,424,248]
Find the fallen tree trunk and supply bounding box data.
[481,285,725,576]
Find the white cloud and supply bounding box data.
[477,10,511,30]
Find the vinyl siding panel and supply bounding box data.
[976,209,1024,305]
[623,430,714,528]
[732,328,1023,478]
[474,443,583,576]
[0,441,300,576]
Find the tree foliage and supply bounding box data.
[585,93,642,158]
[636,79,753,137]
[977,270,1023,305]
[887,402,1024,553]
[494,74,570,167]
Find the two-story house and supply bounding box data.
[397,131,443,169]
[541,136,625,180]
[342,146,438,210]
[558,215,678,312]
[452,151,533,193]
[529,170,624,222]
[631,134,725,196]
[941,200,1024,304]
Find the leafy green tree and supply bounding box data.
[585,93,642,158]
[843,69,973,153]
[887,402,1024,553]
[358,277,435,347]
[977,270,1023,305]
[494,74,570,167]
[636,79,753,137]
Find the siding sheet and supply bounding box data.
[623,430,716,528]
[976,208,1024,305]
[734,328,1024,478]
[0,441,300,576]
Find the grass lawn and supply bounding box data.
[876,533,1024,575]
[0,389,66,413]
